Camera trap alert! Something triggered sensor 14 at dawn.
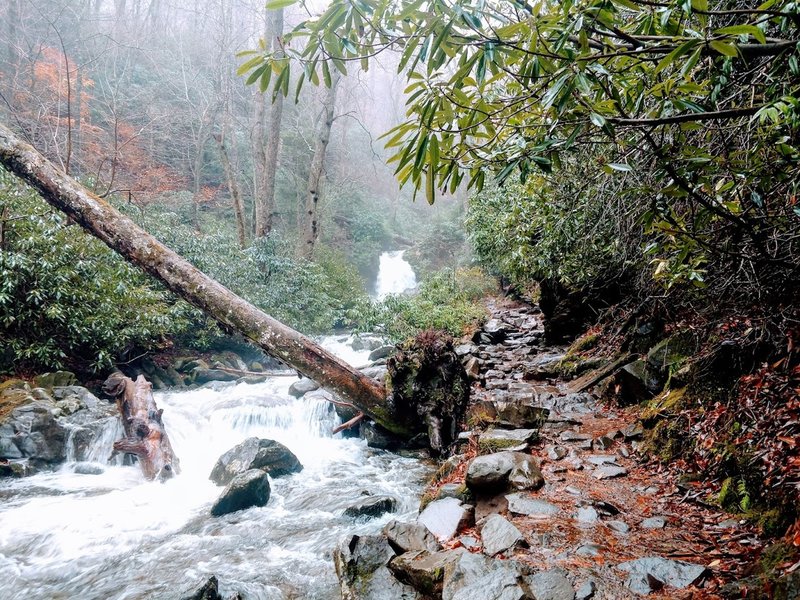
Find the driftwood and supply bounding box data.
[104,372,180,480]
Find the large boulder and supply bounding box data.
[333,534,421,600]
[466,451,544,494]
[209,437,302,485]
[210,469,271,516]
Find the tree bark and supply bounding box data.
[103,372,180,480]
[254,7,285,238]
[214,130,247,249]
[301,73,339,259]
[0,121,401,434]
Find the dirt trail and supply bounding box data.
[457,298,761,598]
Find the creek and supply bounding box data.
[0,257,429,600]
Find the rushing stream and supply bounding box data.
[0,340,430,599]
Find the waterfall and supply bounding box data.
[374,250,417,299]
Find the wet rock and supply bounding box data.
[464,357,481,380]
[360,365,388,383]
[607,520,630,534]
[389,550,456,596]
[478,428,538,453]
[180,575,225,600]
[618,557,707,594]
[436,482,472,503]
[480,514,526,556]
[192,368,239,384]
[369,346,395,361]
[73,462,104,475]
[592,500,621,516]
[575,543,603,558]
[641,516,666,529]
[32,371,77,390]
[576,506,599,524]
[560,431,593,443]
[547,446,567,461]
[361,421,402,449]
[383,520,442,554]
[288,377,320,398]
[592,465,628,480]
[351,336,385,351]
[0,461,27,477]
[417,497,473,542]
[575,579,597,600]
[493,402,550,429]
[593,435,614,450]
[334,534,421,600]
[209,437,302,485]
[441,549,528,600]
[482,319,510,343]
[466,451,543,493]
[523,569,575,600]
[505,493,559,517]
[210,469,271,516]
[508,453,545,491]
[455,344,478,357]
[344,495,397,520]
[622,422,644,440]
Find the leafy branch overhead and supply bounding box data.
[241,0,799,204]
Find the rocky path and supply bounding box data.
[453,298,759,598]
[337,298,762,600]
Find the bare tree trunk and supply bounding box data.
[254,8,284,238]
[302,74,340,259]
[104,372,180,481]
[215,130,247,249]
[0,121,404,435]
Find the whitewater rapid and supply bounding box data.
[0,338,430,600]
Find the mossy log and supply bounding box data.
[385,331,470,455]
[0,122,466,445]
[103,372,179,480]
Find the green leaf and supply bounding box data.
[265,0,297,9]
[709,41,739,58]
[715,25,766,44]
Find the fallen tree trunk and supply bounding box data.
[103,372,180,480]
[0,122,401,435]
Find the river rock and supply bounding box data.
[524,569,575,600]
[210,469,271,516]
[334,534,421,600]
[351,336,385,351]
[618,557,707,594]
[32,371,77,390]
[494,402,549,429]
[480,514,526,556]
[73,462,104,475]
[192,368,239,385]
[478,428,538,453]
[417,497,473,542]
[389,550,457,596]
[288,377,319,397]
[180,575,242,600]
[442,549,530,600]
[466,451,543,493]
[506,493,559,517]
[369,346,395,361]
[209,437,302,485]
[344,495,397,520]
[384,520,442,554]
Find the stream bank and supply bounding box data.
[337,298,799,600]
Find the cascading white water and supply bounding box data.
[373,250,417,299]
[0,339,430,600]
